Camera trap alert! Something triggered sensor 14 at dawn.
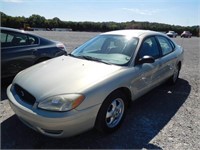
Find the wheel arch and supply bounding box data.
[177,61,182,70]
[94,86,131,133]
[107,87,132,107]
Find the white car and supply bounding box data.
[7,30,184,138]
[166,31,178,38]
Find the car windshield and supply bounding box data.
[71,35,139,66]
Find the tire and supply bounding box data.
[168,64,180,85]
[95,91,128,133]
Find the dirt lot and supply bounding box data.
[1,31,199,149]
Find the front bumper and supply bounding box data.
[7,84,101,138]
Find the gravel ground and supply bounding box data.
[0,31,199,149]
[35,31,100,52]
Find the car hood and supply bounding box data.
[13,56,122,101]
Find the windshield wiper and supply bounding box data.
[81,55,100,61]
[69,54,112,65]
[78,55,113,65]
[85,56,113,65]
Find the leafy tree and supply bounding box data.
[28,14,46,28]
[0,12,199,36]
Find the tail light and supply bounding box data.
[56,43,67,52]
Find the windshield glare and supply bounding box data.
[71,35,139,65]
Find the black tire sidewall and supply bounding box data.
[169,64,180,85]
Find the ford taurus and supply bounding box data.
[7,30,184,137]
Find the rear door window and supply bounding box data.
[11,33,28,46]
[156,36,173,56]
[27,35,39,45]
[1,30,39,48]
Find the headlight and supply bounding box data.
[38,94,85,112]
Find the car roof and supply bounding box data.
[0,27,38,36]
[0,27,58,44]
[101,29,164,37]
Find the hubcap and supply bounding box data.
[106,98,124,128]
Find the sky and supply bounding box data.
[0,0,199,26]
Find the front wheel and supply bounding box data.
[95,91,128,133]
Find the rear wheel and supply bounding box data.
[95,91,128,133]
[169,64,180,85]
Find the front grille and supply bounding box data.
[14,84,36,105]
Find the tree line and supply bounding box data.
[1,12,199,36]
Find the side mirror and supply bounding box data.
[138,55,155,64]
